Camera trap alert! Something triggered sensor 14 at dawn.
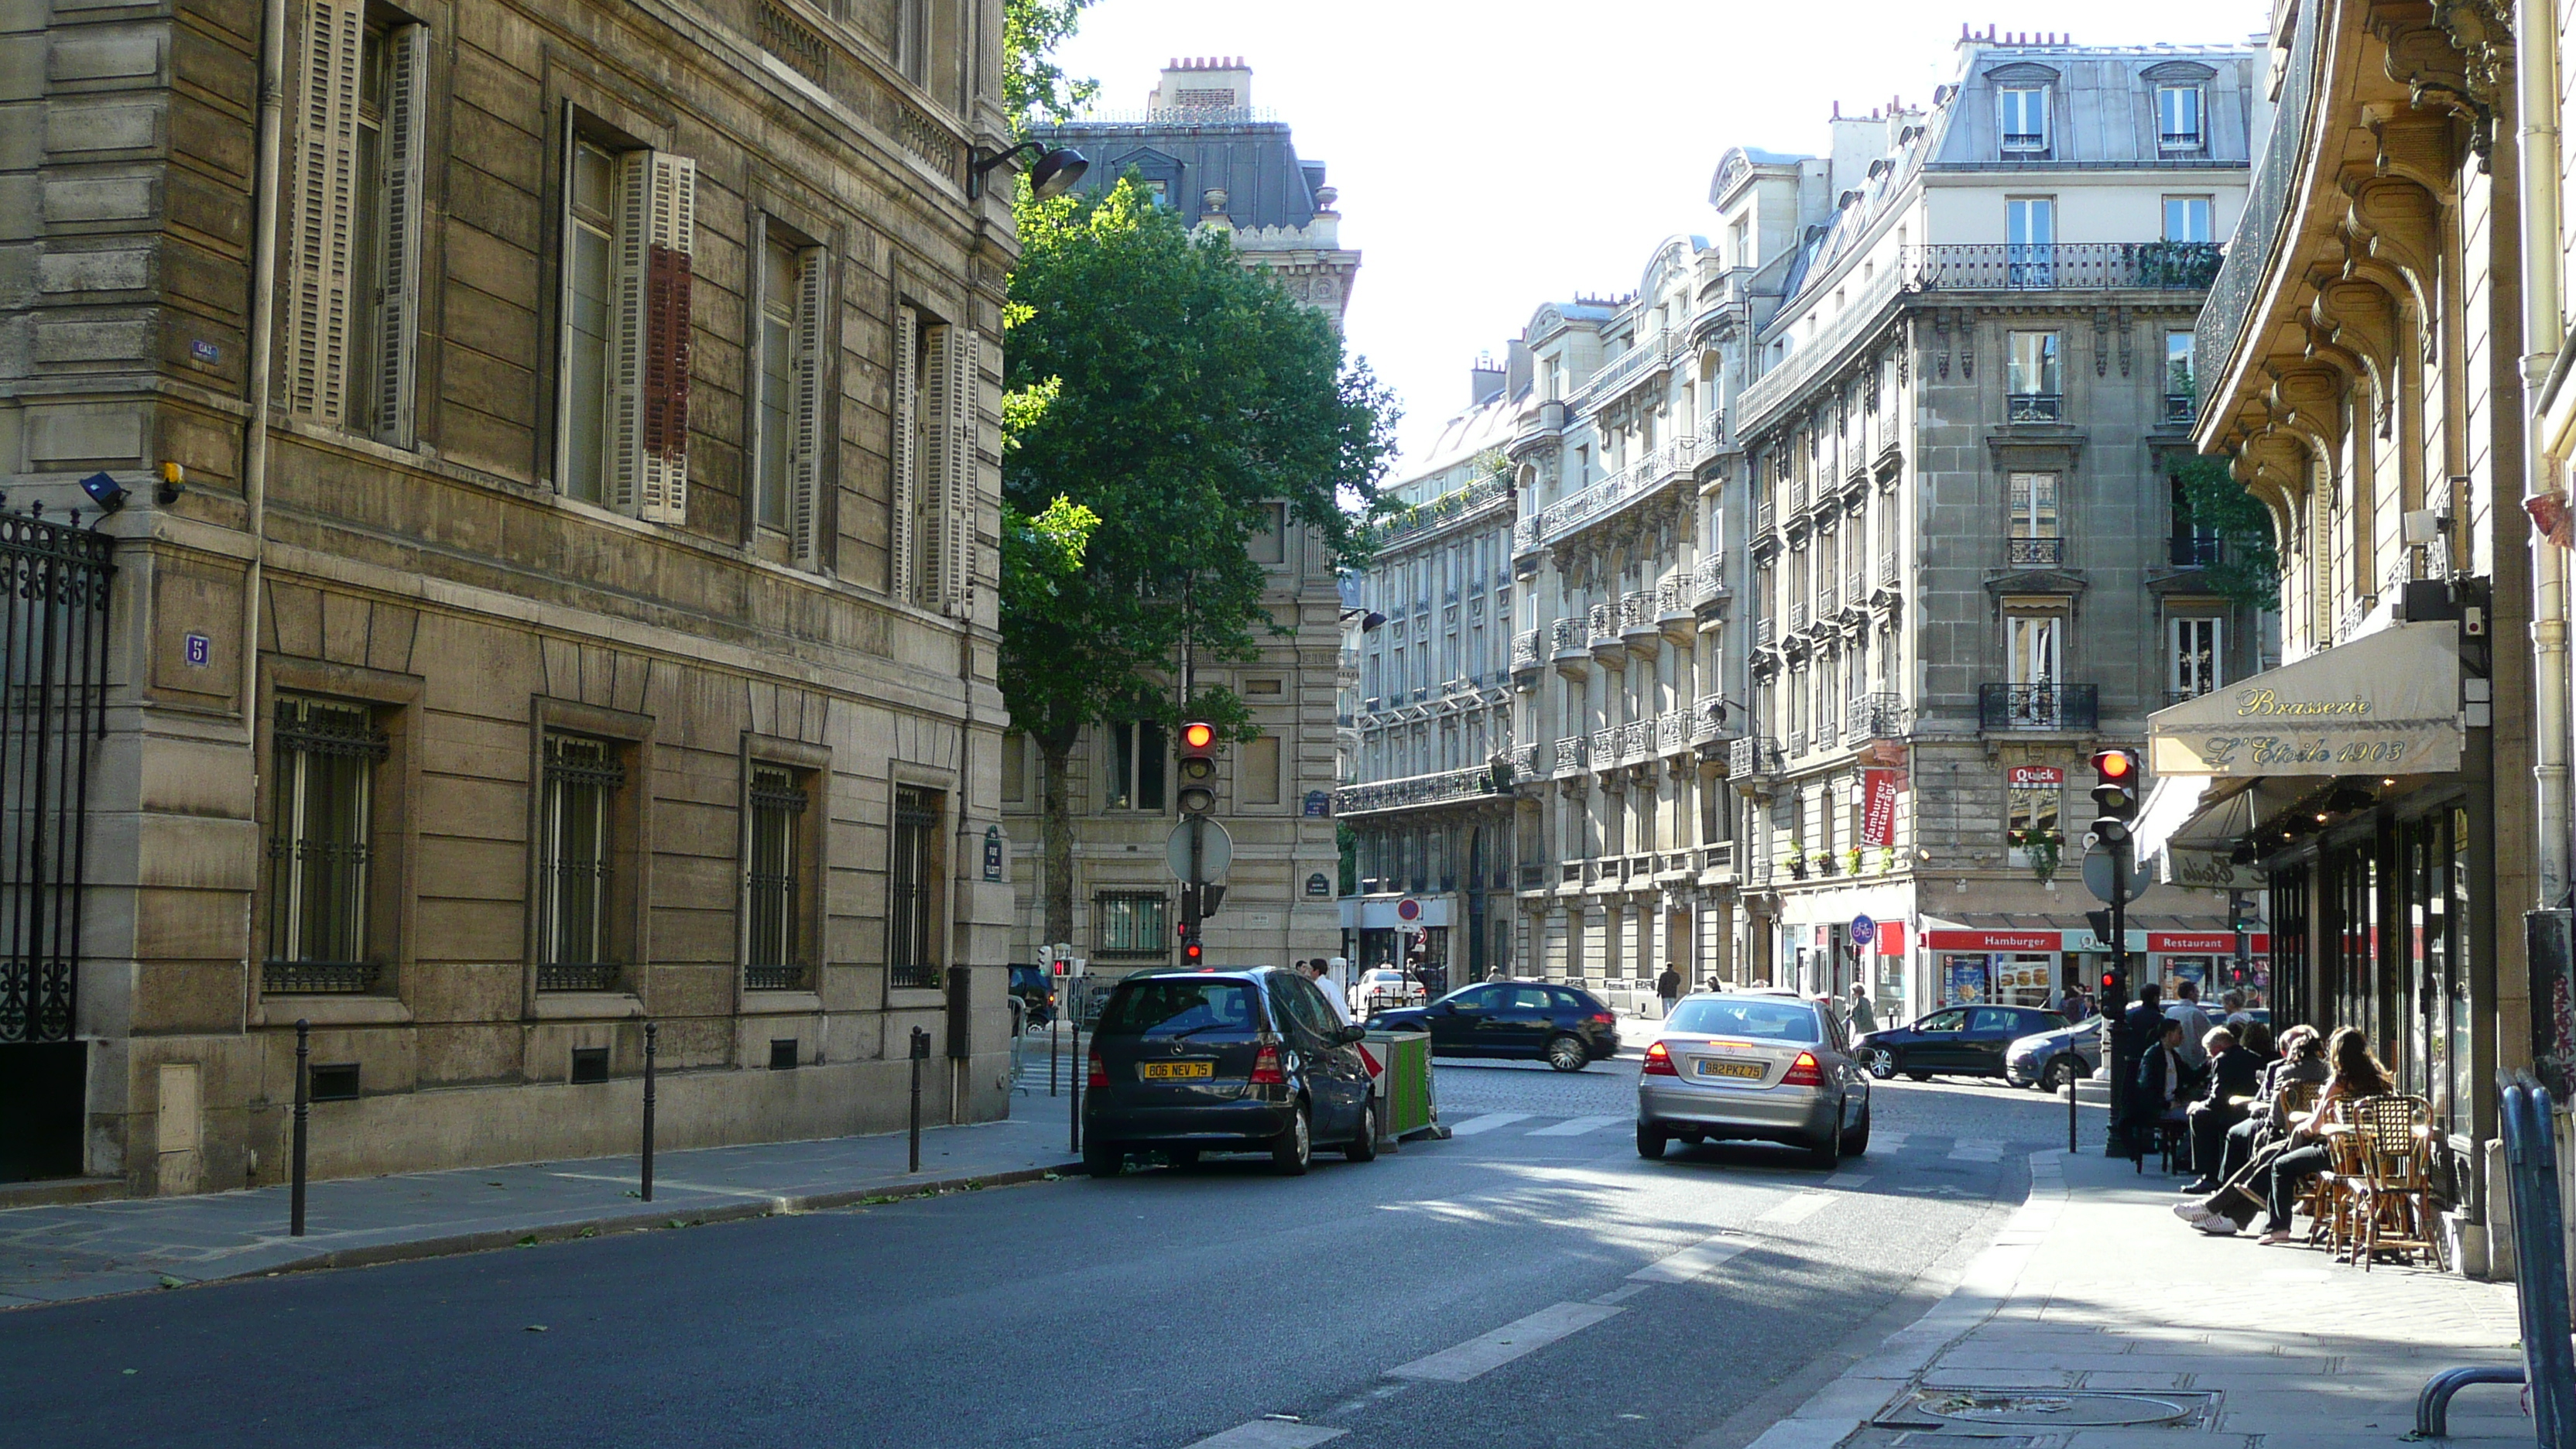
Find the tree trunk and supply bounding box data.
[1040,737,1076,951]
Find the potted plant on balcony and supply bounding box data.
[2008,827,2064,884]
[1845,847,1865,876]
[1784,848,1809,879]
[1878,846,1899,875]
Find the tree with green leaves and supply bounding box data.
[2171,454,2282,611]
[1002,0,1097,131]
[1002,180,1397,945]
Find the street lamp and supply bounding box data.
[967,142,1089,200]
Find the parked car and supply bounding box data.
[1635,992,1871,1166]
[1350,967,1424,1017]
[2005,1015,2103,1091]
[1081,966,1378,1177]
[1367,980,1620,1071]
[1852,1004,2069,1082]
[1007,964,1056,1030]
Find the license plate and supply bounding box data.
[1696,1059,1765,1080]
[1139,1061,1213,1081]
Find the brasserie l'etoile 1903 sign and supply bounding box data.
[2148,622,2462,777]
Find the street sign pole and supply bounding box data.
[2106,834,2129,1157]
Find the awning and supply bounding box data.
[2147,622,2463,777]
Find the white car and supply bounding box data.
[1350,968,1423,1016]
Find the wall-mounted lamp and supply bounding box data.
[158,461,185,506]
[966,142,1089,201]
[78,471,127,512]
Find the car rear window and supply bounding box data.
[1666,998,1821,1042]
[1098,979,1263,1037]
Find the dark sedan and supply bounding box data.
[1852,1003,2069,1082]
[1368,980,1620,1072]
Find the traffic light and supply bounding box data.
[2089,748,2141,847]
[1177,720,1219,815]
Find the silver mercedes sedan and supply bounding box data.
[1635,991,1872,1168]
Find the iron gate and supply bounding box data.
[1,503,112,1044]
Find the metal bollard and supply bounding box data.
[289,1018,310,1236]
[1049,1015,1059,1098]
[640,1022,658,1203]
[909,1026,930,1173]
[1068,1017,1082,1153]
[2502,1075,2575,1448]
[2067,1060,2079,1154]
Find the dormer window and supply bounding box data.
[2000,87,2049,155]
[2157,84,2204,149]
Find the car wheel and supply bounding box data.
[1840,1099,1872,1157]
[1082,1142,1123,1178]
[1809,1108,1844,1170]
[1904,1070,1934,1083]
[1271,1102,1312,1177]
[1860,1046,1897,1079]
[1344,1101,1379,1163]
[1545,1034,1589,1073]
[1636,1122,1668,1159]
[2040,1056,2079,1093]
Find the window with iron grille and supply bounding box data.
[1094,892,1170,959]
[264,697,389,993]
[889,785,940,988]
[540,734,624,992]
[745,765,808,990]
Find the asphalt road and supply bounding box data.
[0,1061,2105,1449]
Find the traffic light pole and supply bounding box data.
[2105,839,2129,1156]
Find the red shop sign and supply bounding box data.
[2148,932,2272,954]
[1924,930,2063,951]
[2006,766,2064,789]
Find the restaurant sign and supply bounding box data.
[2148,622,2462,777]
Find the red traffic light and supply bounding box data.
[1183,940,1203,963]
[2091,748,2136,780]
[1181,721,1216,751]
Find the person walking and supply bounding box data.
[1847,981,1878,1036]
[1656,966,1682,1018]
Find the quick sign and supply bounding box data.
[2006,766,2064,788]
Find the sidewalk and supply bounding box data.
[1746,1145,2530,1449]
[0,1113,1077,1310]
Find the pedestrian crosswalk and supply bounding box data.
[1434,1112,2026,1163]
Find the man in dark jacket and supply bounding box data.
[2182,1026,2263,1190]
[2112,983,2165,1152]
[1656,966,1682,1018]
[2129,1018,2196,1160]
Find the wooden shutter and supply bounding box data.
[889,307,919,600]
[607,150,695,523]
[372,22,428,446]
[916,320,951,608]
[286,0,365,423]
[940,327,979,615]
[786,247,827,567]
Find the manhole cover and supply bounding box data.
[1910,1389,2205,1427]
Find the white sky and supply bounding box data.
[1050,0,2267,477]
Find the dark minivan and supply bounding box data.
[1082,967,1378,1177]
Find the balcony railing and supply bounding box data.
[1588,601,1619,643]
[1978,682,2100,732]
[1365,474,1512,549]
[1618,720,1649,761]
[1555,735,1586,772]
[1878,550,1899,586]
[1526,437,1690,546]
[1591,726,1617,766]
[2007,393,2064,423]
[1331,763,1512,817]
[2170,535,2222,567]
[1656,711,1686,755]
[1756,498,1776,535]
[1787,601,1808,632]
[2007,536,2064,568]
[1692,556,1727,605]
[1755,616,1776,647]
[1512,629,1540,668]
[1845,691,1908,742]
[1550,618,1584,657]
[1690,694,1728,743]
[1729,735,1779,777]
[1818,579,1839,616]
[1519,862,1548,892]
[1910,242,2223,293]
[2163,392,2197,425]
[1576,327,1687,408]
[2195,0,2318,406]
[1621,590,1654,632]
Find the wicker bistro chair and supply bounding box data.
[2300,1098,2367,1254]
[2352,1095,2448,1271]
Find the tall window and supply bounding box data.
[1095,891,1170,959]
[745,766,808,989]
[2163,196,2214,243]
[2170,616,2223,701]
[2006,613,2064,729]
[2009,472,2061,560]
[2165,331,2196,423]
[891,305,976,611]
[2006,333,2061,420]
[2006,197,2054,286]
[286,5,424,444]
[754,236,827,558]
[540,735,624,991]
[265,698,388,993]
[2006,785,2062,868]
[558,134,697,522]
[888,786,940,988]
[1106,720,1167,811]
[2000,87,2049,153]
[2171,474,2220,566]
[2156,85,2204,149]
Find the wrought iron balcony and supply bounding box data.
[1818,580,1839,616]
[1364,474,1512,550]
[1588,601,1619,643]
[1787,601,1808,632]
[1331,763,1513,817]
[1755,616,1776,648]
[1555,735,1586,772]
[2008,536,2064,568]
[2007,393,2064,423]
[1845,691,1908,743]
[1978,682,2099,732]
[745,963,810,992]
[1690,694,1728,743]
[2163,392,2197,425]
[1591,726,1617,766]
[2195,0,2317,403]
[1728,736,1773,778]
[263,961,383,994]
[540,963,622,992]
[1621,589,1655,633]
[1756,498,1776,535]
[1692,557,1727,605]
[1878,550,1899,586]
[1909,242,2224,293]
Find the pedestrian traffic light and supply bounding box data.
[2089,748,2141,845]
[1177,720,1219,815]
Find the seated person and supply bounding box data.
[2180,1026,2264,1191]
[2129,1019,2198,1160]
[2185,1026,2389,1240]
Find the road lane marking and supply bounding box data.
[1444,1112,1532,1136]
[1180,1422,1348,1448]
[544,1172,785,1201]
[1628,1231,1754,1283]
[1757,1191,1837,1224]
[1947,1138,2006,1163]
[1823,1171,1873,1188]
[1874,1132,1911,1150]
[1591,1283,1652,1305]
[1526,1114,1625,1136]
[1387,1302,1624,1382]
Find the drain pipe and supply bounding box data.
[2520,0,2571,908]
[236,0,287,1034]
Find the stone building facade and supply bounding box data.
[1732,38,2268,1025]
[0,0,1019,1192]
[1004,61,1349,977]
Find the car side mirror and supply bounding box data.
[1334,1024,1368,1046]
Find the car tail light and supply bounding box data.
[1782,1050,1826,1088]
[1087,1047,1106,1088]
[1250,1043,1286,1085]
[1587,1012,1615,1026]
[1642,1041,1678,1077]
